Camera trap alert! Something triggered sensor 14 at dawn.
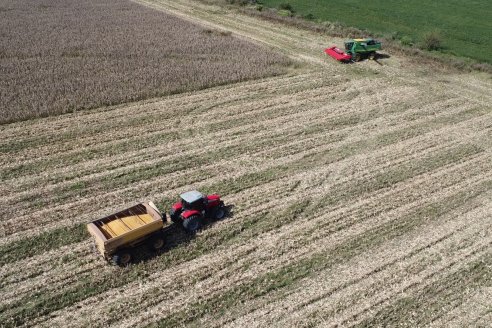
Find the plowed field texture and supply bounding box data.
[1,0,491,327]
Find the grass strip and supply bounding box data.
[355,251,492,327]
[315,143,484,208]
[0,224,86,266]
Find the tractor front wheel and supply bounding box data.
[183,215,202,234]
[214,206,226,220]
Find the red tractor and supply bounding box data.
[169,190,225,233]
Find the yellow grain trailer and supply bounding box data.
[87,201,168,265]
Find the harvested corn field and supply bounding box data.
[0,0,491,327]
[0,0,290,123]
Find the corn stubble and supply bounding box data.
[0,0,290,123]
[1,0,492,327]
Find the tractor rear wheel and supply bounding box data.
[183,215,202,233]
[111,250,132,266]
[170,208,181,224]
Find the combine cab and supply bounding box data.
[169,190,225,233]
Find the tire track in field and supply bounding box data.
[0,72,316,141]
[27,151,492,328]
[136,0,332,67]
[0,78,414,198]
[428,287,492,327]
[2,125,479,305]
[0,98,484,245]
[1,105,490,318]
[0,100,488,246]
[118,175,492,328]
[5,131,487,301]
[138,0,491,109]
[219,200,492,328]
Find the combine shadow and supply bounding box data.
[342,53,391,65]
[130,205,235,264]
[373,53,391,65]
[376,53,391,59]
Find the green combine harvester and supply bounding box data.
[344,38,382,61]
[325,38,382,62]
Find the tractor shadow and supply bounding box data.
[130,205,235,264]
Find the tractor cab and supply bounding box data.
[170,190,226,232]
[180,190,206,211]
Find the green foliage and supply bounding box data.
[303,13,315,20]
[278,9,293,17]
[422,30,442,50]
[278,3,294,12]
[259,0,492,64]
[226,0,251,5]
[400,35,414,46]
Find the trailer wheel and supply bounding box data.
[149,234,165,251]
[183,215,202,233]
[112,251,132,266]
